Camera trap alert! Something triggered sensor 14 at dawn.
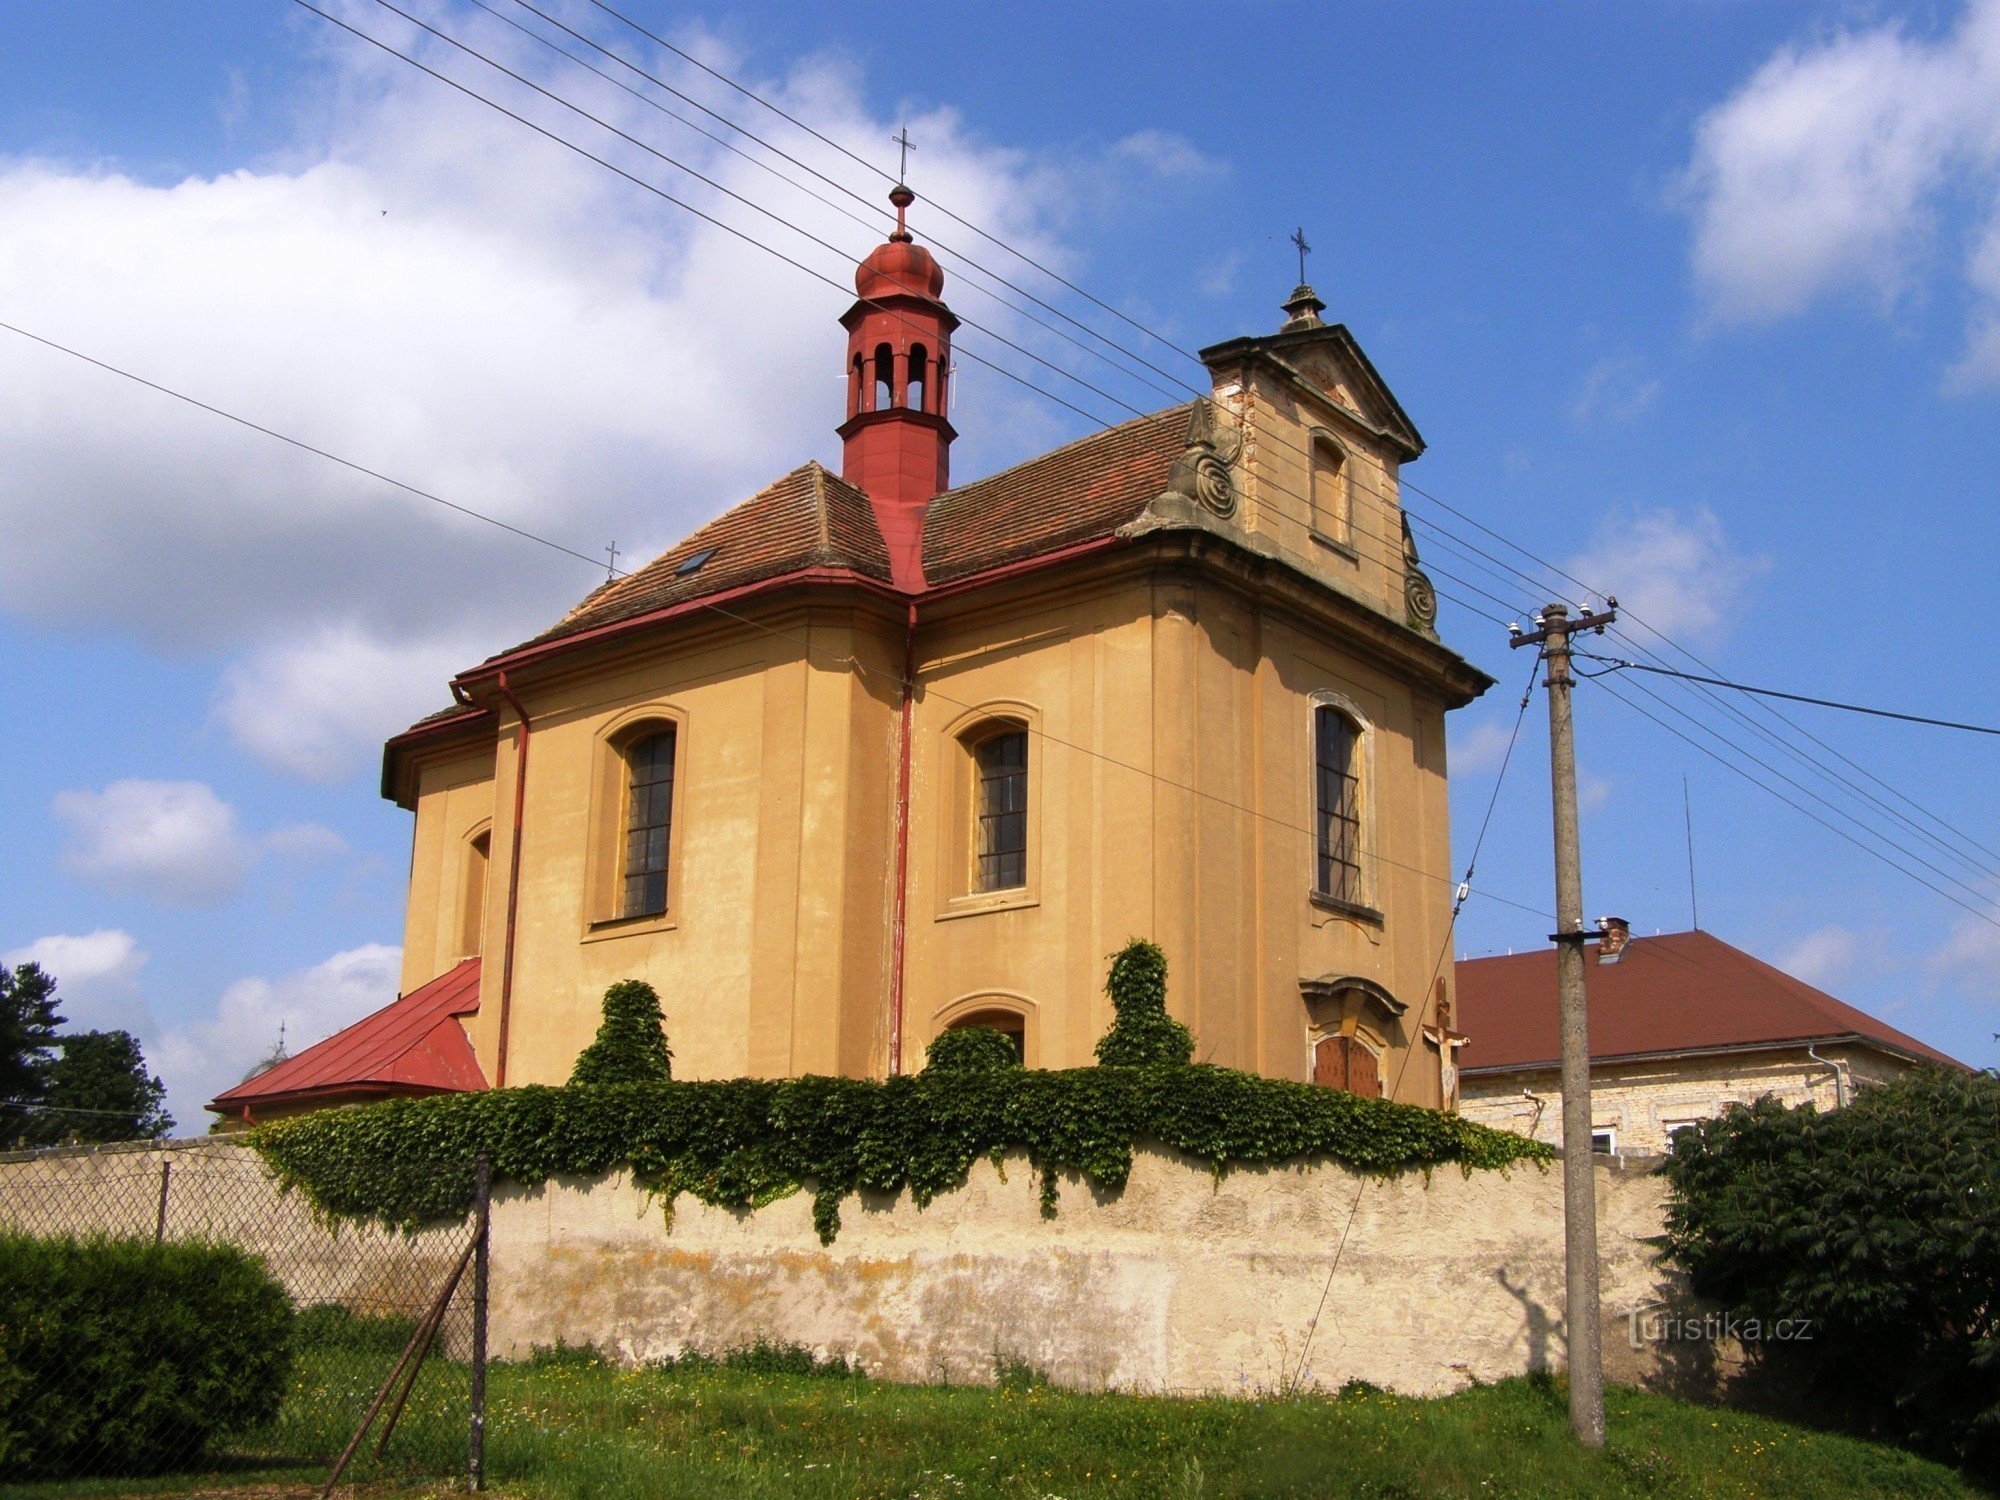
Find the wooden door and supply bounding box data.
[1312,1035,1382,1098]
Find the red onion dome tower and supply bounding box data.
[837,183,958,591]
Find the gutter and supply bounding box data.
[491,671,532,1089]
[886,602,918,1075]
[1807,1044,1852,1108]
[1460,1032,1927,1077]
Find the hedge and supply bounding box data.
[252,1063,1552,1244]
[0,1233,295,1477]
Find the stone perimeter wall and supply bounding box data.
[488,1143,1717,1397]
[0,1137,1724,1399]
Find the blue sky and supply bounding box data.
[2,1,1997,1124]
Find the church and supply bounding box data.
[210,188,1492,1127]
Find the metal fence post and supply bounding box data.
[469,1152,491,1492]
[153,1158,171,1243]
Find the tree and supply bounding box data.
[1663,1068,2000,1477]
[28,1031,173,1146]
[1093,939,1194,1067]
[569,980,674,1086]
[0,964,64,1149]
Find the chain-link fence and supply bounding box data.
[0,1134,489,1494]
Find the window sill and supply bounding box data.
[1309,530,1360,562]
[581,911,679,944]
[1309,891,1384,927]
[936,888,1039,922]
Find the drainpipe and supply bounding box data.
[1807,1044,1851,1108]
[492,671,532,1090]
[886,602,918,1075]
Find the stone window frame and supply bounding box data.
[1306,689,1380,923]
[934,700,1042,921]
[456,819,492,961]
[930,990,1040,1069]
[1306,425,1357,557]
[581,704,689,941]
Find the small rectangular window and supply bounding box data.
[1314,706,1361,903]
[974,730,1028,892]
[1590,1127,1617,1155]
[621,729,676,919]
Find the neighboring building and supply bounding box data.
[1454,926,1963,1154]
[210,189,1493,1123]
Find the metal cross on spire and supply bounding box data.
[1290,226,1312,285]
[894,125,915,184]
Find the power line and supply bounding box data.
[1589,675,2000,932]
[0,314,1551,923]
[1577,653,2000,738]
[0,319,612,574]
[1286,645,1543,1395]
[579,0,1206,366]
[482,0,1196,402]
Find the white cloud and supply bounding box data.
[53,779,255,903]
[1933,899,2000,982]
[213,624,483,781]
[51,779,349,901]
[1564,507,1765,644]
[1449,720,1519,777]
[2,929,149,1035]
[1782,924,1864,987]
[1578,772,1612,815]
[1569,355,1661,425]
[151,943,402,1127]
[0,4,1207,778]
[1680,0,2000,380]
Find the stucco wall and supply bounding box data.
[487,1143,1703,1397]
[1460,1043,1908,1154]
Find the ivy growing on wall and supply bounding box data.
[251,1064,1549,1244]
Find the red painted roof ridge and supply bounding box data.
[210,958,486,1110]
[1455,929,1961,1073]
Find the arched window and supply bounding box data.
[457,829,490,959]
[907,344,928,413]
[873,343,895,411]
[946,1007,1026,1064]
[621,728,677,919]
[973,728,1028,892]
[1314,704,1362,904]
[852,353,867,413]
[1309,428,1349,544]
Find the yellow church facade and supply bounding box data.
[365,212,1490,1114]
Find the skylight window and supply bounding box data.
[675,548,717,577]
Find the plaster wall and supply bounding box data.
[485,1142,1698,1397]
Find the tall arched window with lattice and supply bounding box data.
[620,728,677,919]
[1314,704,1363,905]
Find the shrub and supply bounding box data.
[654,1339,863,1379]
[293,1302,418,1356]
[1094,939,1193,1067]
[0,1233,295,1477]
[569,980,673,1086]
[1663,1068,2000,1476]
[925,1025,1022,1073]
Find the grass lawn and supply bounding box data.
[0,1350,1980,1499]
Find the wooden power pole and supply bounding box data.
[1511,598,1615,1448]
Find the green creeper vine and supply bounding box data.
[251,1064,1549,1244]
[250,946,1550,1244]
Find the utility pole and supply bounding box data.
[1510,598,1615,1448]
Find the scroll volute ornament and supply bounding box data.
[1160,398,1243,519]
[1401,512,1439,637]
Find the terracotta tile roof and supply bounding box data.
[1455,929,1962,1073]
[518,463,891,651]
[922,404,1193,583]
[208,959,487,1114]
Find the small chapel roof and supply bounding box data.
[207,958,487,1121]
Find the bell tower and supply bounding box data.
[838,183,958,591]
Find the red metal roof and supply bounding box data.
[209,958,487,1114]
[1455,929,1961,1074]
